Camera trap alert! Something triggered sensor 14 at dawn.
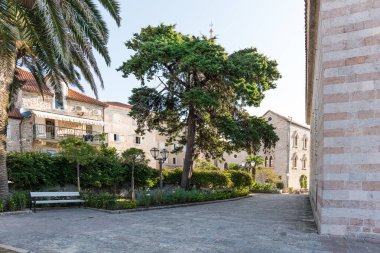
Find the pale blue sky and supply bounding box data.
[91,0,306,123]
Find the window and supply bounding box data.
[265,156,268,167]
[302,155,307,170]
[86,125,92,134]
[293,132,299,148]
[54,93,64,110]
[234,154,237,158]
[172,157,176,165]
[135,136,141,144]
[268,117,272,121]
[224,162,228,169]
[303,135,308,150]
[292,153,298,169]
[114,134,120,142]
[269,156,273,167]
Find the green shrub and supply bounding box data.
[9,192,28,211]
[300,175,308,189]
[255,168,280,184]
[227,170,253,188]
[276,181,284,190]
[136,188,249,207]
[0,199,4,212]
[227,163,241,170]
[7,152,61,190]
[163,168,182,185]
[251,182,276,193]
[191,170,232,189]
[195,160,219,170]
[84,192,136,210]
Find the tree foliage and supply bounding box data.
[118,24,280,188]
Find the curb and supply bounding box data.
[0,210,32,216]
[0,243,32,253]
[86,195,252,214]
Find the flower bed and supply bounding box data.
[84,188,249,210]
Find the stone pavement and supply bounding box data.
[0,194,379,253]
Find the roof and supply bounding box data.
[104,101,133,109]
[17,68,106,107]
[67,89,107,107]
[8,109,22,119]
[17,68,53,96]
[262,110,310,130]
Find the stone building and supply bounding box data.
[6,68,107,153]
[215,110,311,190]
[104,101,159,168]
[306,0,380,237]
[256,111,310,189]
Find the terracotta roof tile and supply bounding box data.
[68,89,107,107]
[8,109,22,119]
[17,68,53,96]
[105,101,133,109]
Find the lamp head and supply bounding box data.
[150,147,159,159]
[160,148,169,161]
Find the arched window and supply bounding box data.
[224,162,228,170]
[269,156,273,167]
[292,131,299,148]
[265,156,268,167]
[292,153,298,169]
[302,155,307,170]
[303,135,308,150]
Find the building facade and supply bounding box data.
[6,69,107,154]
[257,111,310,189]
[104,101,159,168]
[306,0,380,237]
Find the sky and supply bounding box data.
[90,0,306,124]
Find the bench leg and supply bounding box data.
[33,201,36,213]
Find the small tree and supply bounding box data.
[59,138,96,192]
[300,175,308,189]
[245,155,264,179]
[121,148,147,200]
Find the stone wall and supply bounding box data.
[309,0,380,237]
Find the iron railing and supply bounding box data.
[33,124,107,145]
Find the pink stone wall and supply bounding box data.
[310,0,380,237]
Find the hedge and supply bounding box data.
[163,169,252,189]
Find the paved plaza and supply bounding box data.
[0,194,379,253]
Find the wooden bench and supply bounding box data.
[30,192,85,212]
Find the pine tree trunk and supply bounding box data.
[181,106,196,189]
[131,162,135,200]
[0,57,16,200]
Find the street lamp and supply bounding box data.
[150,147,169,190]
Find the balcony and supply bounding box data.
[33,124,107,145]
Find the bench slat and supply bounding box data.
[30,192,80,197]
[34,200,84,204]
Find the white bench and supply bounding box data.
[30,192,84,212]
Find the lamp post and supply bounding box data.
[150,147,169,190]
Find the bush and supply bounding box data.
[0,199,4,212]
[191,170,232,189]
[195,160,219,170]
[7,152,61,190]
[227,163,241,170]
[227,170,253,188]
[163,168,182,185]
[251,182,276,193]
[255,168,280,184]
[136,188,249,207]
[300,175,308,189]
[84,192,136,210]
[276,181,284,190]
[9,192,28,211]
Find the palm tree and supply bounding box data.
[0,0,121,199]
